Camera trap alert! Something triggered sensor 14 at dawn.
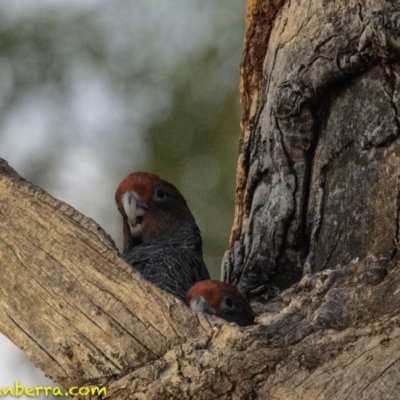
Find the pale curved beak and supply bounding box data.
[122,191,148,235]
[189,296,216,315]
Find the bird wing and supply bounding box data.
[123,244,210,300]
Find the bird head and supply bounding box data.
[185,280,255,326]
[115,172,202,253]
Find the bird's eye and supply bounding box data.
[156,189,166,199]
[224,297,234,308]
[154,186,172,202]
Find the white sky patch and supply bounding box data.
[66,65,126,133]
[1,87,60,162]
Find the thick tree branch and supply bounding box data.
[0,158,211,389]
[1,158,400,398]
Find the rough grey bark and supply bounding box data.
[1,1,400,399]
[223,0,400,301]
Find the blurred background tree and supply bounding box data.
[0,0,245,395]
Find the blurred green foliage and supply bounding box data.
[0,1,245,278]
[0,0,245,391]
[145,58,241,274]
[0,2,245,276]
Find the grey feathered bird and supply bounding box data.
[115,172,210,300]
[185,280,255,326]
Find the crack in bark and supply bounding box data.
[295,338,382,391]
[320,227,344,271]
[30,238,161,361]
[391,175,400,261]
[359,354,400,395]
[3,308,71,379]
[357,2,364,23]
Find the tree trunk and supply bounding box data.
[223,0,400,297]
[1,1,400,399]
